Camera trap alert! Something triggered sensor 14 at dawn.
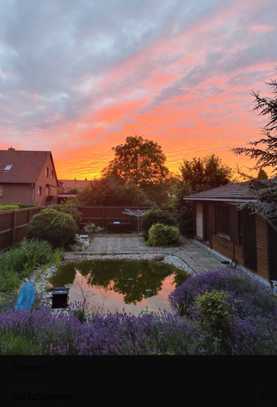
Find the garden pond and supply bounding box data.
[49,259,188,315]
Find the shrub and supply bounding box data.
[170,268,276,320]
[50,202,81,227]
[0,306,276,354]
[147,223,180,246]
[0,240,60,293]
[27,208,78,248]
[142,208,177,239]
[0,308,201,355]
[84,223,104,235]
[195,290,233,353]
[0,269,21,293]
[0,331,41,354]
[169,269,277,354]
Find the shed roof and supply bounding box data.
[183,182,258,203]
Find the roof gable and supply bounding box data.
[58,179,92,192]
[0,149,54,184]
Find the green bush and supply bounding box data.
[0,239,60,293]
[0,332,41,354]
[195,290,232,352]
[50,202,81,227]
[148,223,180,246]
[142,208,177,239]
[27,208,78,248]
[0,269,21,293]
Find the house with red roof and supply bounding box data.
[0,147,59,206]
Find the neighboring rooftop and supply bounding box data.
[183,182,258,203]
[58,179,92,193]
[0,148,56,183]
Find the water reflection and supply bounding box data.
[49,259,187,314]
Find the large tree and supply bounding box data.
[171,155,232,237]
[179,154,232,195]
[103,136,169,188]
[234,80,277,173]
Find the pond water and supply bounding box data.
[49,259,188,315]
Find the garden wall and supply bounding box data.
[0,207,41,251]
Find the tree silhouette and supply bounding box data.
[103,135,169,188]
[234,80,277,173]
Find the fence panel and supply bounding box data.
[0,207,42,251]
[78,206,150,230]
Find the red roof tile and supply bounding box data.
[0,149,54,183]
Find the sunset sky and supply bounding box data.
[0,0,276,179]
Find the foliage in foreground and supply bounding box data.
[1,268,276,355]
[27,208,78,248]
[147,223,180,246]
[0,239,62,293]
[170,268,277,354]
[0,308,201,355]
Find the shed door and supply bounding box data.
[196,203,204,240]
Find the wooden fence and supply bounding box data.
[0,207,41,251]
[0,205,151,251]
[79,206,150,231]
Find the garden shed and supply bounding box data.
[184,182,277,282]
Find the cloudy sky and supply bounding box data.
[0,0,276,178]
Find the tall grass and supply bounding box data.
[0,239,63,295]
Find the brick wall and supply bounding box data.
[0,183,34,205]
[256,215,270,280]
[35,155,58,206]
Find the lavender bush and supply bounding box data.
[169,268,276,319]
[0,308,204,355]
[0,268,276,355]
[169,268,277,354]
[0,304,276,354]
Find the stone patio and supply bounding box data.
[65,233,227,274]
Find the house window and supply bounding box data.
[215,205,231,237]
[0,164,13,172]
[46,167,49,177]
[38,186,42,196]
[0,186,3,197]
